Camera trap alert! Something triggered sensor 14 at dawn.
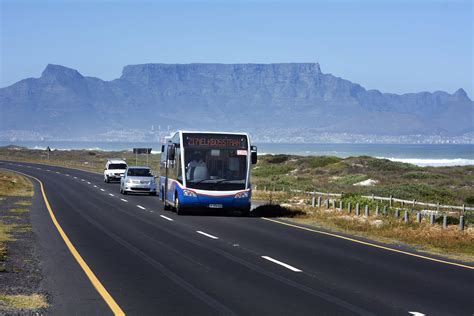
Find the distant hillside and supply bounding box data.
[0,63,472,140]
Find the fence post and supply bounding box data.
[389,195,393,207]
[348,202,352,214]
[325,199,330,209]
[416,212,421,223]
[395,209,400,218]
[364,205,369,217]
[356,203,360,216]
[412,199,416,207]
[339,200,343,211]
[404,210,409,222]
[332,199,336,209]
[430,214,435,225]
[375,205,380,216]
[311,196,316,207]
[317,196,322,207]
[442,215,447,229]
[459,216,464,231]
[264,186,267,192]
[383,205,388,216]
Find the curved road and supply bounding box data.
[1,161,473,315]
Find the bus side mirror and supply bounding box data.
[167,144,175,161]
[161,145,165,153]
[251,146,258,164]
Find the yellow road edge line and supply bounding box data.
[6,169,126,315]
[262,217,474,270]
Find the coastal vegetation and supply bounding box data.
[1,146,472,206]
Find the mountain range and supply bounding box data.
[0,63,472,141]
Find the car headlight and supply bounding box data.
[183,189,197,197]
[235,191,249,199]
[125,179,132,184]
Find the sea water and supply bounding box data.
[1,141,473,167]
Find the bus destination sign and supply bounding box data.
[184,133,247,149]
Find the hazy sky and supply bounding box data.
[1,0,473,96]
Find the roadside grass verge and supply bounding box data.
[0,145,161,174]
[0,170,33,197]
[262,202,474,262]
[0,294,48,310]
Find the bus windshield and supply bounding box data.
[183,133,248,191]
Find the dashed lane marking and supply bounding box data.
[160,215,173,221]
[137,205,146,210]
[120,199,128,202]
[196,231,219,240]
[261,256,302,272]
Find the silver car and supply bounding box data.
[120,166,157,195]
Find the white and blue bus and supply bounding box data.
[159,131,257,216]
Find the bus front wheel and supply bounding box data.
[241,206,251,217]
[175,195,185,215]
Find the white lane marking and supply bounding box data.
[261,256,302,272]
[81,179,85,181]
[137,205,146,210]
[46,169,51,172]
[73,176,77,179]
[93,185,98,188]
[66,174,70,176]
[36,168,41,170]
[109,193,114,197]
[196,231,219,240]
[160,215,173,221]
[56,171,61,174]
[100,189,105,192]
[87,182,91,184]
[120,199,128,202]
[408,312,425,316]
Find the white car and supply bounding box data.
[104,159,127,183]
[120,166,157,195]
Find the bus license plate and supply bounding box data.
[209,204,223,209]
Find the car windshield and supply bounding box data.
[127,168,152,177]
[109,163,127,170]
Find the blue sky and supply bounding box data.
[1,0,472,96]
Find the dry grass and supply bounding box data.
[0,171,33,197]
[14,200,32,206]
[262,203,474,262]
[9,208,29,214]
[0,221,17,267]
[0,294,48,310]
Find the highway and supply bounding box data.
[1,161,473,315]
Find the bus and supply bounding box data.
[159,131,257,216]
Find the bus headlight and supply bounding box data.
[235,191,249,199]
[183,189,197,197]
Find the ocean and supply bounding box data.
[1,141,473,167]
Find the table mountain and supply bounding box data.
[1,63,472,139]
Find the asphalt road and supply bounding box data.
[1,161,473,316]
